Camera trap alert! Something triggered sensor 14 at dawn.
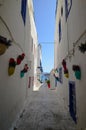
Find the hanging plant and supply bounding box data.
[64,73,69,78]
[0,35,11,55]
[53,69,59,81]
[53,73,59,81]
[62,59,67,70]
[46,80,50,88]
[78,41,86,53]
[64,69,69,78]
[72,65,81,80]
[20,70,25,78]
[8,58,16,76]
[20,64,28,78]
[16,53,25,65]
[64,69,68,74]
[62,59,69,78]
[62,59,66,66]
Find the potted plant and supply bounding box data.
[46,80,50,88]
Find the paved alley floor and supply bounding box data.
[15,84,76,130]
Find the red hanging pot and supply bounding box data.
[62,59,66,66]
[47,83,50,88]
[16,53,25,65]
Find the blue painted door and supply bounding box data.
[69,81,77,123]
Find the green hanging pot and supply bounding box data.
[75,71,81,80]
[20,71,24,78]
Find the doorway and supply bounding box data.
[69,81,77,123]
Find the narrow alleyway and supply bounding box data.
[15,84,76,130]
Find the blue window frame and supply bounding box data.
[59,19,61,42]
[69,81,77,123]
[21,0,27,25]
[65,0,72,20]
[59,67,63,83]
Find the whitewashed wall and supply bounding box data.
[0,0,33,130]
[54,0,86,129]
[28,0,38,91]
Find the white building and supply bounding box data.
[37,44,43,81]
[0,0,38,130]
[54,0,86,129]
[28,0,38,91]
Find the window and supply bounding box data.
[69,81,77,123]
[61,6,63,16]
[59,67,63,83]
[21,0,27,25]
[59,19,61,42]
[65,0,72,20]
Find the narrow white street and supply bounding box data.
[15,84,76,130]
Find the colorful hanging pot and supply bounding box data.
[20,70,24,78]
[78,42,86,53]
[75,71,81,80]
[64,69,69,78]
[53,69,59,81]
[72,65,81,80]
[8,67,15,76]
[0,44,7,55]
[23,64,28,73]
[62,59,69,78]
[16,53,25,65]
[46,80,50,88]
[8,58,16,76]
[0,35,11,55]
[20,64,28,78]
[64,73,69,78]
[47,83,50,88]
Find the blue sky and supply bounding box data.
[33,0,56,73]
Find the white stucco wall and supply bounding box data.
[28,0,38,91]
[54,0,86,129]
[0,0,33,130]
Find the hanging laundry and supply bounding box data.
[8,58,16,76]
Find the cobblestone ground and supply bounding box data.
[15,83,76,130]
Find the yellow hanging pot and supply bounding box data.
[64,73,69,78]
[8,67,15,76]
[0,43,7,55]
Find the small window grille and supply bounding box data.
[65,0,72,20]
[21,0,27,25]
[59,19,61,42]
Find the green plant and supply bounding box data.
[46,80,50,84]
